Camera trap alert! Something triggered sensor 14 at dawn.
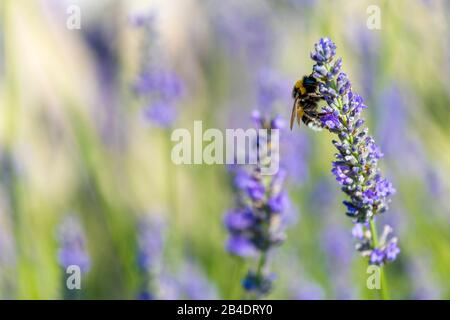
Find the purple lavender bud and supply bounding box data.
[268,191,288,213]
[385,239,400,262]
[312,64,328,78]
[224,209,255,231]
[355,119,365,129]
[310,37,337,63]
[336,73,351,95]
[226,235,258,257]
[351,224,365,240]
[331,162,352,185]
[370,248,385,265]
[321,112,341,130]
[330,58,343,77]
[246,178,266,201]
[343,201,359,217]
[271,115,285,130]
[234,168,251,189]
[251,109,262,125]
[242,271,275,296]
[374,176,396,198]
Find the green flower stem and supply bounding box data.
[252,251,267,299]
[256,251,267,277]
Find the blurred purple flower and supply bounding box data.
[129,11,154,28]
[274,252,326,300]
[224,209,255,232]
[224,112,295,297]
[354,223,400,266]
[376,85,408,158]
[57,215,90,273]
[134,70,184,100]
[137,215,165,272]
[351,223,364,240]
[268,191,289,213]
[407,254,442,299]
[157,273,182,300]
[291,281,325,300]
[0,208,15,270]
[322,222,357,299]
[242,271,275,296]
[133,17,184,128]
[177,262,218,300]
[271,115,286,130]
[347,29,380,100]
[226,235,258,258]
[142,102,177,128]
[257,68,290,110]
[156,262,218,300]
[385,239,400,262]
[137,291,155,300]
[369,248,385,265]
[211,2,274,65]
[281,131,310,184]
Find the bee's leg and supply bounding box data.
[317,111,333,116]
[301,115,323,130]
[308,93,323,99]
[301,111,323,130]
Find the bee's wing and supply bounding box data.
[290,99,297,130]
[297,106,304,126]
[290,99,305,130]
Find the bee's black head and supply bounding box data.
[302,75,318,93]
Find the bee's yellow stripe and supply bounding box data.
[295,79,307,95]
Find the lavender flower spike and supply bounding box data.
[225,111,293,297]
[307,37,399,267]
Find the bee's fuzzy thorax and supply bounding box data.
[290,74,323,130]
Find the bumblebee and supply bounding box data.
[290,75,324,130]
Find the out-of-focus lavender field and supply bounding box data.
[1,0,450,299]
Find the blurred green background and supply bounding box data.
[0,0,449,299]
